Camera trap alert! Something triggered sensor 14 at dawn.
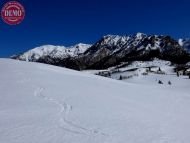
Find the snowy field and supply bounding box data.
[0,58,190,143]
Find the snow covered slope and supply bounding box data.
[16,43,91,62]
[0,59,190,143]
[179,38,190,52]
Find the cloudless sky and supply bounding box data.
[0,0,190,57]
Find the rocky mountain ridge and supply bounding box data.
[12,33,190,70]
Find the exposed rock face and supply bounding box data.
[77,33,190,69]
[12,33,190,70]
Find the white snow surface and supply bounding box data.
[178,39,184,46]
[0,58,190,143]
[18,43,91,61]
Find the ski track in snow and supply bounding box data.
[2,59,190,143]
[34,87,109,137]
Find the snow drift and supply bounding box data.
[0,58,190,143]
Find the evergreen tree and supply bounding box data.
[183,70,186,75]
[177,71,179,77]
[119,75,122,80]
[108,72,111,77]
[158,80,163,84]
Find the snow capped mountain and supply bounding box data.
[81,33,190,69]
[135,32,146,39]
[84,33,154,56]
[18,45,67,61]
[15,43,91,62]
[84,33,180,58]
[101,35,128,47]
[12,33,190,70]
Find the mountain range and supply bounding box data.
[12,33,190,70]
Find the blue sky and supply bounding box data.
[0,0,190,57]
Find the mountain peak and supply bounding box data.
[70,43,91,48]
[12,33,190,70]
[135,32,147,39]
[15,43,91,62]
[103,34,120,38]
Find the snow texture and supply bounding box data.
[0,58,190,143]
[18,43,91,61]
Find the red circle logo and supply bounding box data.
[1,1,25,25]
